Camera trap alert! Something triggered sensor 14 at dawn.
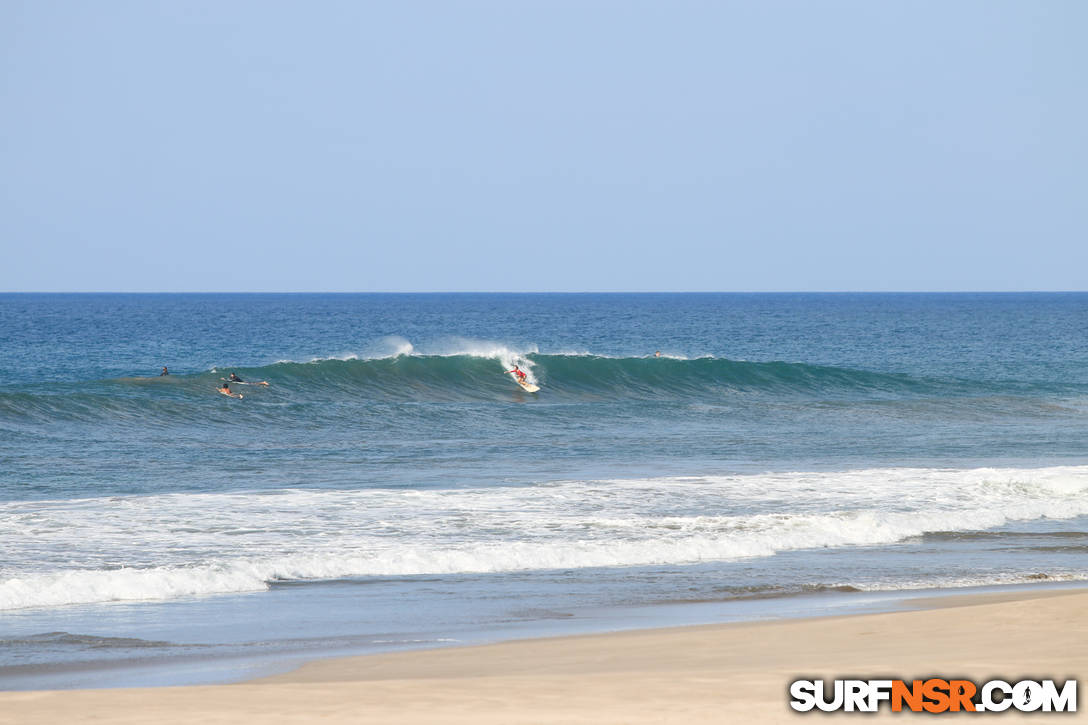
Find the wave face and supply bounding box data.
[2,465,1087,610]
[0,350,1076,424]
[239,353,942,400]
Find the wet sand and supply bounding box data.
[2,587,1084,724]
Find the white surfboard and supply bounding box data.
[513,375,540,393]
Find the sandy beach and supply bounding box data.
[1,587,1083,724]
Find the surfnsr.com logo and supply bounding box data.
[789,678,1077,713]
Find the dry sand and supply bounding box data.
[1,587,1084,724]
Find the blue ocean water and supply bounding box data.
[1,293,1087,688]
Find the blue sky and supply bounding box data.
[1,1,1085,291]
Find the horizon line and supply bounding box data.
[1,289,1087,295]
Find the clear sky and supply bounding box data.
[1,1,1085,292]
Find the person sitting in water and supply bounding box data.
[505,365,528,382]
[218,382,243,399]
[160,366,169,376]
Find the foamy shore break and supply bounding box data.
[2,587,1083,724]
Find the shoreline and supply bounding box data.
[2,584,1084,723]
[4,579,1084,692]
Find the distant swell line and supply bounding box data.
[1,352,1065,424]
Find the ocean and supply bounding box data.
[2,292,1087,689]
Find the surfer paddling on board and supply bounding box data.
[226,372,270,386]
[505,365,528,383]
[218,382,243,399]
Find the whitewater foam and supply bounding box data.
[421,338,541,383]
[3,466,1088,610]
[262,337,543,384]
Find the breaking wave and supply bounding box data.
[2,341,1075,423]
[3,465,1087,610]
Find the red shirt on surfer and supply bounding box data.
[505,365,527,382]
